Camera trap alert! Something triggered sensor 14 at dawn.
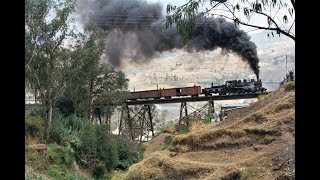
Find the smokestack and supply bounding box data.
[76,0,260,78]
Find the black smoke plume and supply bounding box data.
[76,0,260,79]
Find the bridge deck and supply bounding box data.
[93,92,268,107]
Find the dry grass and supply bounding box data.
[143,133,174,158]
[126,89,295,179]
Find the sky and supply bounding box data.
[72,0,295,43]
[147,0,295,37]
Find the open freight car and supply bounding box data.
[128,86,201,100]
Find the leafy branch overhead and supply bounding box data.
[166,0,295,42]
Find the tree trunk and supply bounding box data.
[44,102,52,140]
[97,108,102,125]
[34,88,37,103]
[87,79,94,119]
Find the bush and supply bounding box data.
[65,114,87,131]
[202,116,212,125]
[25,149,49,173]
[96,124,118,171]
[115,137,142,170]
[283,81,295,91]
[48,164,67,179]
[49,110,83,147]
[55,99,75,117]
[178,129,189,134]
[25,115,44,140]
[47,143,75,168]
[75,122,97,166]
[92,165,106,179]
[49,117,66,144]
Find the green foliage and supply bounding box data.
[48,165,67,179]
[49,110,84,147]
[25,175,45,180]
[160,143,172,151]
[55,99,75,117]
[283,81,295,91]
[26,0,79,139]
[96,125,118,171]
[25,115,44,140]
[178,129,189,134]
[48,164,93,180]
[115,137,143,170]
[110,171,128,180]
[93,165,106,179]
[76,122,97,165]
[160,136,173,150]
[65,114,87,131]
[65,172,93,180]
[48,143,75,168]
[25,149,49,173]
[49,115,66,144]
[203,116,212,125]
[165,0,295,41]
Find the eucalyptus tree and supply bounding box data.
[165,0,295,42]
[25,0,78,139]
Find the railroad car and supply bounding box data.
[123,79,267,101]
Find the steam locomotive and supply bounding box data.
[202,79,267,96]
[127,79,267,100]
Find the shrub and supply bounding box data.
[202,116,212,125]
[115,137,142,170]
[49,110,83,147]
[96,124,118,171]
[55,99,75,117]
[25,149,49,173]
[25,115,44,140]
[283,81,295,91]
[48,164,67,179]
[65,114,87,131]
[49,117,66,144]
[47,143,75,168]
[178,129,189,134]
[92,165,106,179]
[75,122,97,166]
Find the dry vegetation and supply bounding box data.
[126,88,295,180]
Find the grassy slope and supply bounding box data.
[126,88,295,180]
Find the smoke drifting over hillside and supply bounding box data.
[76,0,260,78]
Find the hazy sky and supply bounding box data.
[73,0,294,41]
[148,0,295,36]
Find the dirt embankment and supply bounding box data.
[126,88,295,180]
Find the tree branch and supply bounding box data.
[25,46,36,66]
[288,19,295,33]
[26,65,49,103]
[222,3,294,41]
[52,84,68,101]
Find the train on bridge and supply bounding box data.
[128,79,267,101]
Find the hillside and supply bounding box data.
[126,88,295,180]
